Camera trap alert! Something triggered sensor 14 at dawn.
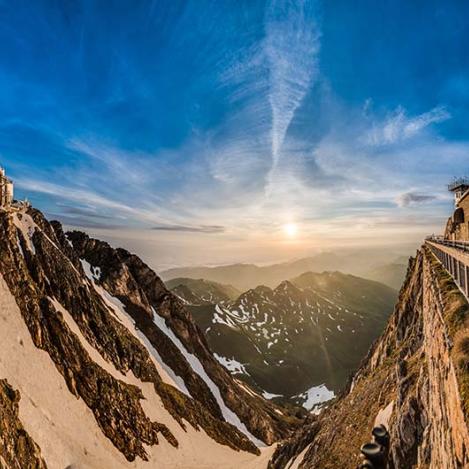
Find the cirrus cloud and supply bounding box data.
[365,105,451,146]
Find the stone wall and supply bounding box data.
[270,247,469,468]
[420,252,469,468]
[445,196,469,241]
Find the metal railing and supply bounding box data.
[448,177,469,192]
[426,235,469,252]
[426,238,469,300]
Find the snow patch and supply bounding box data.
[80,259,191,397]
[12,212,37,254]
[0,274,272,468]
[374,401,394,429]
[16,237,25,258]
[287,443,311,469]
[296,384,335,411]
[214,354,248,375]
[81,262,102,282]
[261,391,283,400]
[152,309,265,447]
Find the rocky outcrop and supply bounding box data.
[67,229,299,445]
[0,207,299,465]
[270,246,469,468]
[0,379,47,469]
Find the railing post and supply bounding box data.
[466,265,469,298]
[458,262,466,291]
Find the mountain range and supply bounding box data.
[165,277,240,305]
[161,250,409,291]
[269,246,469,468]
[167,272,397,409]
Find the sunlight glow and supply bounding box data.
[284,223,298,238]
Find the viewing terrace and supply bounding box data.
[426,236,469,300]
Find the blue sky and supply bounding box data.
[1,0,469,268]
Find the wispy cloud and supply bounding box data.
[395,191,436,207]
[14,174,189,228]
[46,214,124,230]
[365,105,451,146]
[57,205,118,220]
[265,0,320,171]
[15,178,135,213]
[151,224,225,233]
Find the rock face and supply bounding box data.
[270,246,469,469]
[66,229,297,445]
[444,191,469,241]
[0,379,46,469]
[0,206,299,468]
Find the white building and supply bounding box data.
[0,167,14,208]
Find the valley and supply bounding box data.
[166,272,397,410]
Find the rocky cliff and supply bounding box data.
[270,246,469,468]
[0,206,299,468]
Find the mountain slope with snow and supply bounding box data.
[0,206,299,468]
[186,272,397,408]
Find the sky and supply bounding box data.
[1,0,469,270]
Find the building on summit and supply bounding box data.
[0,167,14,208]
[445,177,469,241]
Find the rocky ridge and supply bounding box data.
[2,203,467,468]
[0,206,299,468]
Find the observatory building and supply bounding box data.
[0,167,13,208]
[445,177,469,241]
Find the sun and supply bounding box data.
[283,223,298,238]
